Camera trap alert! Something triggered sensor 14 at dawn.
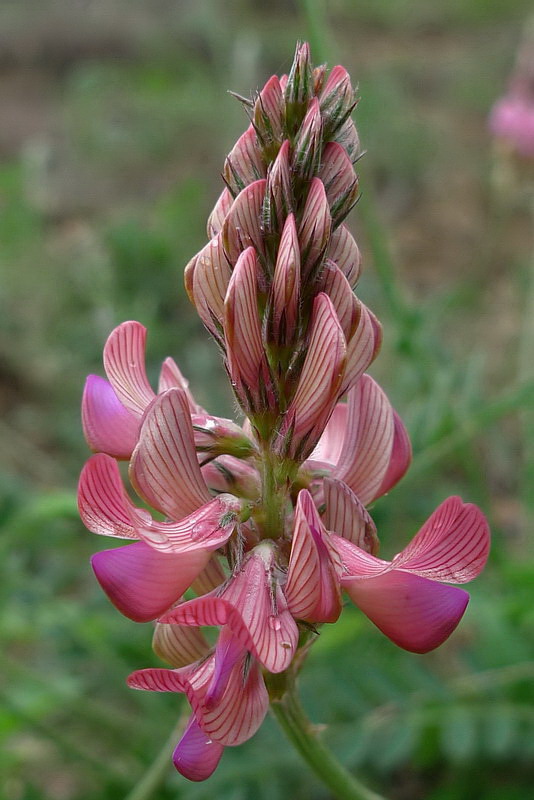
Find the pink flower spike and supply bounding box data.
[207,187,233,238]
[276,293,346,461]
[285,490,343,623]
[129,388,211,519]
[271,213,300,345]
[103,321,155,416]
[334,374,395,505]
[224,247,270,412]
[81,375,140,458]
[323,477,379,554]
[161,544,299,673]
[173,715,224,781]
[326,225,362,288]
[222,179,267,265]
[91,541,210,622]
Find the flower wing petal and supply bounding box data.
[82,375,140,458]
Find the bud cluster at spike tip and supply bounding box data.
[78,42,490,782]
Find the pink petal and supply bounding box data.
[190,556,227,595]
[326,225,361,288]
[191,235,232,343]
[276,293,346,461]
[173,716,224,781]
[92,541,209,622]
[152,623,211,668]
[390,496,490,583]
[271,214,300,346]
[204,626,245,707]
[375,409,412,499]
[267,139,292,229]
[254,74,284,141]
[81,375,140,458]
[224,124,266,195]
[308,403,347,466]
[78,454,138,539]
[341,303,377,395]
[335,375,394,505]
[285,490,343,623]
[207,187,233,238]
[158,357,200,412]
[161,546,298,673]
[298,177,332,281]
[129,388,211,519]
[222,179,267,265]
[103,321,155,415]
[341,568,470,653]
[323,477,379,553]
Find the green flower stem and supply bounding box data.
[270,686,387,800]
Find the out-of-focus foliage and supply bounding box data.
[1,1,533,799]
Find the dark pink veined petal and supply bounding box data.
[191,235,232,344]
[78,454,138,539]
[103,321,155,416]
[152,623,211,668]
[254,74,284,141]
[224,247,269,408]
[341,568,470,653]
[267,139,293,229]
[173,715,224,781]
[390,496,490,583]
[308,403,347,466]
[298,178,332,281]
[335,374,394,505]
[341,302,377,395]
[207,187,233,238]
[332,533,389,576]
[222,179,267,265]
[271,214,300,346]
[320,262,360,338]
[158,357,199,412]
[92,541,209,622]
[204,627,246,708]
[285,490,343,623]
[79,454,240,554]
[130,388,211,519]
[82,375,140,458]
[375,409,412,499]
[224,124,266,196]
[277,293,346,461]
[161,545,298,673]
[326,225,361,288]
[323,477,379,553]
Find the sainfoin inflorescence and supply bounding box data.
[78,43,490,783]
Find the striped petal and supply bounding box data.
[326,225,361,288]
[390,496,490,583]
[335,375,394,505]
[81,375,140,458]
[222,179,267,265]
[153,623,211,668]
[130,388,211,519]
[161,545,298,673]
[376,410,412,498]
[276,293,346,461]
[341,568,470,654]
[173,716,224,781]
[298,178,332,282]
[158,357,199,412]
[191,235,232,343]
[270,214,300,346]
[224,125,266,196]
[285,490,343,623]
[207,188,233,238]
[323,477,379,553]
[103,321,155,415]
[308,403,347,466]
[91,541,209,622]
[78,454,138,539]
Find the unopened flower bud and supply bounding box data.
[222,179,267,266]
[224,125,266,197]
[207,188,233,238]
[320,65,357,139]
[298,177,332,284]
[265,139,293,231]
[253,75,284,158]
[284,41,313,133]
[191,413,255,459]
[334,117,360,162]
[270,213,300,347]
[326,224,362,288]
[318,142,359,226]
[293,97,323,184]
[190,235,232,345]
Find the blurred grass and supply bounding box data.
[1,1,533,799]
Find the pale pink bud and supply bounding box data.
[253,75,284,153]
[207,188,233,238]
[284,41,313,130]
[223,125,266,196]
[489,94,534,158]
[298,177,332,283]
[293,97,323,183]
[222,179,267,265]
[275,293,346,461]
[223,247,272,413]
[265,139,293,231]
[318,142,359,225]
[201,454,261,501]
[270,213,300,346]
[312,64,327,95]
[191,413,255,458]
[334,117,360,162]
[326,224,362,288]
[190,235,232,345]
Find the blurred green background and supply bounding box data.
[1,1,533,798]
